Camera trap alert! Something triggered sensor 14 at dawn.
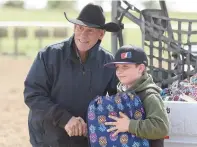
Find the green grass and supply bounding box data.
[1,7,197,60]
[0,26,142,57]
[0,7,111,22]
[1,7,197,22]
[0,7,74,22]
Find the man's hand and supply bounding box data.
[64,116,87,137]
[77,117,87,137]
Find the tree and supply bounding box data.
[3,0,24,8]
[47,1,75,10]
[142,1,160,9]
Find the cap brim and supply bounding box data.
[104,62,136,68]
[64,12,120,32]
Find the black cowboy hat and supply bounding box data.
[64,3,120,32]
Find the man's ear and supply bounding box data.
[74,24,77,32]
[98,30,105,40]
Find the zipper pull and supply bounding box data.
[82,65,85,75]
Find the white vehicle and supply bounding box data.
[164,101,197,147]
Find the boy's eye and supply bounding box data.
[122,65,129,68]
[116,65,129,71]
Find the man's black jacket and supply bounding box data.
[24,36,118,147]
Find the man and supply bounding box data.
[24,3,120,147]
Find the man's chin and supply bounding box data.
[77,46,91,52]
[77,48,90,52]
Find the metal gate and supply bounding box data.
[111,0,197,88]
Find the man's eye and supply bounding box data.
[88,29,94,33]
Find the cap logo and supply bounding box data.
[121,52,132,59]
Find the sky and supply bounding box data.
[0,0,197,12]
[76,0,197,12]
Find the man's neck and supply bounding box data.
[73,43,88,63]
[79,51,88,63]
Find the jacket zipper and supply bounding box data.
[76,48,85,75]
[81,64,85,75]
[76,49,92,146]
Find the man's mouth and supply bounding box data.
[79,39,89,44]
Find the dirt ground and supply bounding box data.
[0,55,33,147]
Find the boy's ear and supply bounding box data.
[138,64,145,73]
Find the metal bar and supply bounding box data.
[117,6,142,26]
[177,21,185,81]
[159,0,175,40]
[158,40,163,79]
[186,22,192,79]
[111,1,120,55]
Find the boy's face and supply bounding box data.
[115,63,145,86]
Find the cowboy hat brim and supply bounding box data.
[64,12,120,32]
[101,22,121,32]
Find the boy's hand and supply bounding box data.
[105,112,130,137]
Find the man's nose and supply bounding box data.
[80,29,89,36]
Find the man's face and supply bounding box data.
[115,63,145,86]
[74,24,105,52]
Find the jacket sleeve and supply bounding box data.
[128,94,169,139]
[107,70,118,96]
[24,51,72,128]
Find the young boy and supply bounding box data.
[104,45,169,147]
